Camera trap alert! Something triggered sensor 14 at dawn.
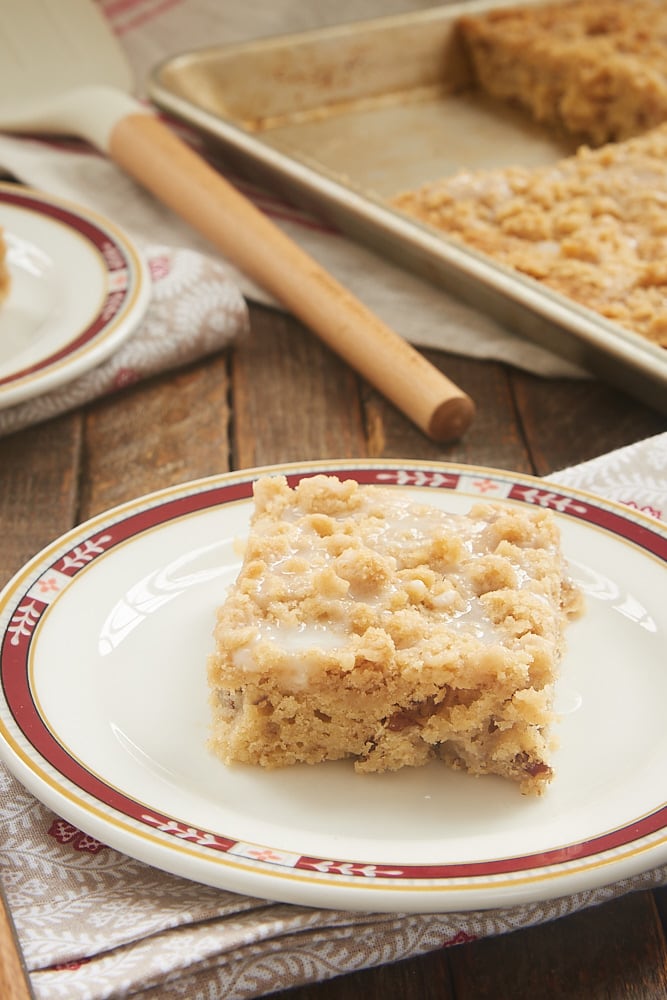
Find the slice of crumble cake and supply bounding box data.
[207,474,581,794]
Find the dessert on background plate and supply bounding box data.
[208,474,582,795]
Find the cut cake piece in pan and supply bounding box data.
[207,474,582,795]
[459,0,667,146]
[391,123,667,349]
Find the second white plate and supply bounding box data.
[0,182,150,408]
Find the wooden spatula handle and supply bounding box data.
[109,114,474,441]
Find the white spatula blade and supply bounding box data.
[0,0,133,111]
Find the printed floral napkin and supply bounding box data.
[1,432,665,1000]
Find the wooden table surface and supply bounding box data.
[1,299,666,998]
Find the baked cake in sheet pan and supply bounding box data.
[459,0,667,146]
[207,474,581,795]
[392,124,667,348]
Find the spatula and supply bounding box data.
[0,0,475,441]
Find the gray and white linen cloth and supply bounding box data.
[0,430,665,1000]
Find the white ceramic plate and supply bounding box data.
[0,461,665,913]
[0,182,150,408]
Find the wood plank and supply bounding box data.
[231,306,367,469]
[510,372,667,476]
[79,357,231,518]
[362,351,533,471]
[449,891,667,999]
[0,414,81,586]
[656,887,667,936]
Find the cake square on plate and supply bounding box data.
[208,474,581,794]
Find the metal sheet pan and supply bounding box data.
[148,0,667,414]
